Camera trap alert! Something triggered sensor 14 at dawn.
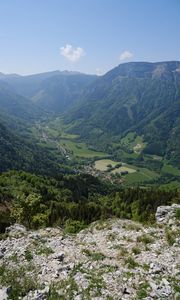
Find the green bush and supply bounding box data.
[82,249,105,261]
[25,250,33,261]
[64,219,87,234]
[175,208,180,220]
[132,246,141,255]
[0,264,39,299]
[137,234,154,245]
[124,256,139,269]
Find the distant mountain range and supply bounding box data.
[0,61,179,171]
[1,70,97,113]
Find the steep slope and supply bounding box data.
[3,71,97,113]
[31,73,97,113]
[65,61,180,164]
[1,70,63,98]
[0,80,43,121]
[0,120,65,175]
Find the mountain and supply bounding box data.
[0,70,97,175]
[0,80,44,122]
[0,119,67,175]
[31,73,97,113]
[3,71,97,113]
[65,61,180,165]
[0,72,20,79]
[0,62,179,173]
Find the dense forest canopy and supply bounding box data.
[0,171,179,233]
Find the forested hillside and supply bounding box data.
[2,71,97,113]
[0,119,67,175]
[65,62,180,165]
[0,80,43,121]
[0,170,179,233]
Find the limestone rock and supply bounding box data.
[0,287,8,300]
[155,204,180,225]
[5,223,27,237]
[0,205,179,299]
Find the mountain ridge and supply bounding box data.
[0,61,179,174]
[64,61,180,165]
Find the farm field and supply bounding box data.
[94,159,137,173]
[32,119,179,187]
[94,159,160,185]
[112,166,136,174]
[124,168,160,184]
[94,159,119,171]
[161,164,180,176]
[32,120,108,159]
[60,139,107,158]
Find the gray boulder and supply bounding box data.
[0,287,8,300]
[5,223,27,237]
[155,204,180,225]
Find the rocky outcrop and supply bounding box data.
[5,223,27,237]
[0,287,8,300]
[0,206,179,299]
[155,204,180,225]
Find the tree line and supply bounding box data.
[0,171,179,233]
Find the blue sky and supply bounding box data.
[0,0,179,75]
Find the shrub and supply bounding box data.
[132,246,141,255]
[36,245,54,256]
[165,227,177,246]
[175,208,180,221]
[116,247,128,260]
[64,219,87,234]
[0,265,39,299]
[124,256,139,269]
[82,249,105,261]
[137,282,151,299]
[137,234,154,245]
[25,250,33,261]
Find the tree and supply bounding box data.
[11,193,47,229]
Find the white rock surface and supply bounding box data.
[0,206,179,299]
[0,287,8,300]
[155,204,180,225]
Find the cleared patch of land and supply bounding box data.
[120,131,146,153]
[95,159,136,174]
[32,121,107,159]
[94,159,160,184]
[162,164,180,176]
[112,166,136,174]
[60,140,107,158]
[95,159,119,171]
[124,168,160,184]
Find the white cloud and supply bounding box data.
[60,44,85,62]
[119,50,134,61]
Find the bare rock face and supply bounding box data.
[155,204,180,225]
[5,223,27,237]
[0,206,179,299]
[0,287,8,300]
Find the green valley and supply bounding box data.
[28,115,180,187]
[0,61,179,199]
